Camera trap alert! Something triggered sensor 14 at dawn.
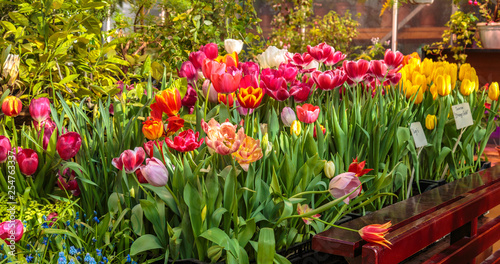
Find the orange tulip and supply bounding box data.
[142,117,164,140]
[232,136,263,171]
[358,221,392,249]
[155,88,182,117]
[1,96,22,117]
[237,86,263,109]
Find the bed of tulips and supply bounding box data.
[0,40,498,263]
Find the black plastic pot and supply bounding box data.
[413,179,446,194]
[478,161,492,172]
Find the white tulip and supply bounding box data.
[224,39,244,54]
[257,46,289,69]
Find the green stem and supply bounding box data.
[290,190,330,199]
[309,216,359,233]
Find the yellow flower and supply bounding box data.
[231,136,263,171]
[421,58,435,77]
[459,63,472,81]
[429,84,438,100]
[412,73,427,92]
[436,74,452,96]
[290,120,302,136]
[445,63,457,89]
[412,89,424,104]
[489,82,499,101]
[425,114,437,130]
[460,79,475,96]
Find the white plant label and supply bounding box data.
[410,122,428,148]
[452,103,473,129]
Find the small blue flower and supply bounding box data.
[93,217,100,223]
[58,257,67,264]
[96,249,101,257]
[126,254,131,263]
[25,255,34,263]
[66,220,71,226]
[69,246,78,256]
[42,237,49,245]
[41,223,49,229]
[84,253,94,262]
[92,237,97,243]
[69,260,75,264]
[102,256,108,263]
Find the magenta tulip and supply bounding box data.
[343,59,370,84]
[329,172,361,204]
[368,60,388,82]
[307,43,334,63]
[29,97,51,122]
[325,51,347,66]
[181,84,198,113]
[296,104,320,124]
[384,49,404,71]
[0,136,11,163]
[200,43,219,60]
[312,69,347,91]
[179,61,197,82]
[260,69,290,101]
[112,147,146,174]
[288,52,315,68]
[189,51,207,70]
[290,80,312,103]
[0,219,24,245]
[278,63,299,82]
[140,157,169,187]
[56,132,82,160]
[17,148,38,175]
[57,169,80,196]
[238,62,260,77]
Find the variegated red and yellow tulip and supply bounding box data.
[358,221,392,249]
[237,86,263,109]
[2,96,22,117]
[155,88,182,117]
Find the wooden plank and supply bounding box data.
[355,27,447,40]
[481,249,500,264]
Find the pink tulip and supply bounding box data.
[17,148,38,175]
[35,118,57,150]
[296,104,320,124]
[112,147,146,173]
[288,52,315,68]
[0,219,24,245]
[56,132,82,160]
[329,172,361,204]
[211,71,242,94]
[290,79,312,103]
[179,61,197,82]
[307,43,334,63]
[260,69,289,101]
[312,69,347,91]
[202,59,226,80]
[325,51,347,66]
[387,72,402,85]
[29,97,51,122]
[202,80,219,103]
[0,136,11,163]
[47,212,58,226]
[200,43,219,60]
[278,63,299,82]
[384,49,404,71]
[343,59,370,84]
[140,157,169,187]
[189,51,207,70]
[368,60,388,82]
[281,107,297,127]
[238,62,260,77]
[201,118,246,155]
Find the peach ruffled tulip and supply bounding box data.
[232,136,263,171]
[202,118,246,155]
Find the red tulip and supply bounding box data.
[368,60,388,82]
[150,102,163,120]
[0,136,11,163]
[29,97,51,122]
[2,96,22,117]
[0,219,24,245]
[290,81,312,103]
[211,71,242,94]
[348,157,373,177]
[165,116,184,137]
[307,43,334,63]
[56,132,82,160]
[202,59,226,80]
[140,157,169,187]
[165,129,204,152]
[135,169,148,184]
[155,88,182,117]
[112,147,146,173]
[288,52,315,68]
[384,49,404,71]
[296,104,320,124]
[200,43,219,60]
[17,148,38,175]
[179,61,197,82]
[312,69,347,91]
[325,51,346,66]
[189,51,207,70]
[144,140,164,158]
[343,59,370,84]
[260,69,290,101]
[359,221,392,249]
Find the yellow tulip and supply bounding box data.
[425,114,437,130]
[460,79,475,96]
[290,120,302,136]
[421,58,434,77]
[430,84,438,100]
[403,80,415,99]
[412,88,424,104]
[445,63,457,89]
[489,82,500,101]
[412,73,428,92]
[436,74,452,96]
[459,63,472,81]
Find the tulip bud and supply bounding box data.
[281,107,297,127]
[224,39,244,54]
[425,114,437,130]
[2,96,22,117]
[56,132,82,160]
[0,136,11,163]
[324,161,336,179]
[200,43,219,60]
[329,172,361,204]
[290,120,302,136]
[29,97,51,122]
[17,149,39,175]
[489,82,499,101]
[0,219,24,245]
[140,157,169,187]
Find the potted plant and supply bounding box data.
[476,0,500,48]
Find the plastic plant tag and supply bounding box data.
[452,103,473,129]
[410,122,428,148]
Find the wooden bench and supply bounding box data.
[312,166,500,264]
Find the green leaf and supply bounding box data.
[130,234,163,256]
[200,228,239,259]
[8,12,29,26]
[143,185,180,216]
[257,228,275,264]
[0,21,16,32]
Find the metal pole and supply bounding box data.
[392,0,398,51]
